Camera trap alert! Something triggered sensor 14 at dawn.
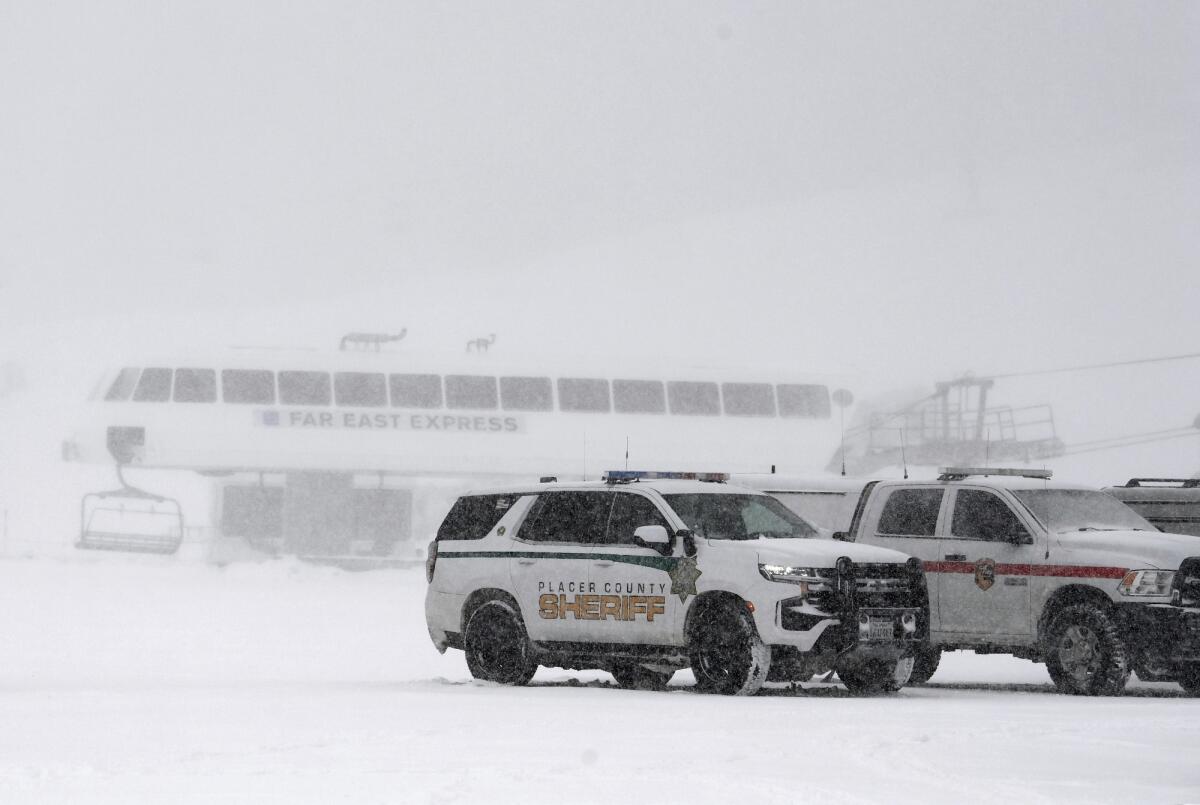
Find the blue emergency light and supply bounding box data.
[603,470,730,484]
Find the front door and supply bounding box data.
[935,488,1035,638]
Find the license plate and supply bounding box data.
[867,618,895,641]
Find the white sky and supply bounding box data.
[1,1,1197,412]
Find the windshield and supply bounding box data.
[663,493,818,540]
[1012,489,1156,533]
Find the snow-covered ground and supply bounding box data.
[1,554,1197,804]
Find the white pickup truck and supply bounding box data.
[737,468,1200,695]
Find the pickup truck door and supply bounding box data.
[934,488,1035,638]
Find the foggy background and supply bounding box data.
[1,1,1198,538]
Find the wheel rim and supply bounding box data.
[1057,624,1101,683]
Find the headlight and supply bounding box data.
[1117,569,1176,597]
[758,563,832,589]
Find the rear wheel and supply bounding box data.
[908,645,942,686]
[1178,664,1200,696]
[464,600,536,685]
[689,600,770,696]
[610,663,673,691]
[1044,603,1129,696]
[838,655,915,695]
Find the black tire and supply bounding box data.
[1043,602,1130,696]
[463,600,537,685]
[908,645,942,686]
[837,655,915,695]
[1178,664,1200,696]
[688,600,770,696]
[610,663,674,691]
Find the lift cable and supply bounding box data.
[989,350,1200,380]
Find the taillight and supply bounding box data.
[426,540,438,583]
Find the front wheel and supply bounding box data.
[464,600,537,685]
[837,655,915,695]
[689,601,770,696]
[1043,603,1130,696]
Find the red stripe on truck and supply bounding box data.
[923,561,1127,580]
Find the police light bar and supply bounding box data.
[938,467,1053,481]
[603,470,730,484]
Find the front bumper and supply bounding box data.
[1118,603,1200,666]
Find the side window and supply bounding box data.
[390,374,442,408]
[222,370,276,404]
[445,375,498,410]
[877,488,944,537]
[132,367,172,402]
[557,378,611,412]
[519,492,613,544]
[279,371,332,405]
[334,372,387,407]
[436,494,522,541]
[721,382,776,417]
[606,493,670,545]
[951,490,1030,541]
[105,368,141,401]
[173,368,217,402]
[612,379,665,414]
[778,384,831,419]
[667,381,720,415]
[499,376,552,411]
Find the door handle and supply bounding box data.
[593,560,614,567]
[944,554,966,561]
[517,559,537,566]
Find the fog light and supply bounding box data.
[901,612,917,634]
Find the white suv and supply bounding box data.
[424,472,928,696]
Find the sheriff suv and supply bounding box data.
[424,471,928,696]
[741,468,1200,695]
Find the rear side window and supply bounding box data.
[279,371,332,405]
[520,491,613,543]
[105,368,141,401]
[223,370,276,404]
[877,489,944,537]
[132,368,172,402]
[174,368,217,402]
[334,372,387,407]
[436,494,522,541]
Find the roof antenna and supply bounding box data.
[625,436,630,471]
[984,427,991,468]
[900,428,909,480]
[839,404,847,476]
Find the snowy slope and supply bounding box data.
[1,555,1196,804]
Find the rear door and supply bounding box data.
[587,490,679,646]
[509,490,614,643]
[935,488,1035,638]
[861,486,947,630]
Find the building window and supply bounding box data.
[278,371,332,405]
[132,368,172,402]
[445,375,498,410]
[173,368,217,403]
[667,381,720,416]
[777,384,831,419]
[613,379,665,414]
[557,378,611,413]
[500,376,552,411]
[334,372,387,407]
[222,370,276,404]
[722,382,776,417]
[389,374,442,408]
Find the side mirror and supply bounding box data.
[633,525,672,556]
[832,531,851,542]
[677,528,697,558]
